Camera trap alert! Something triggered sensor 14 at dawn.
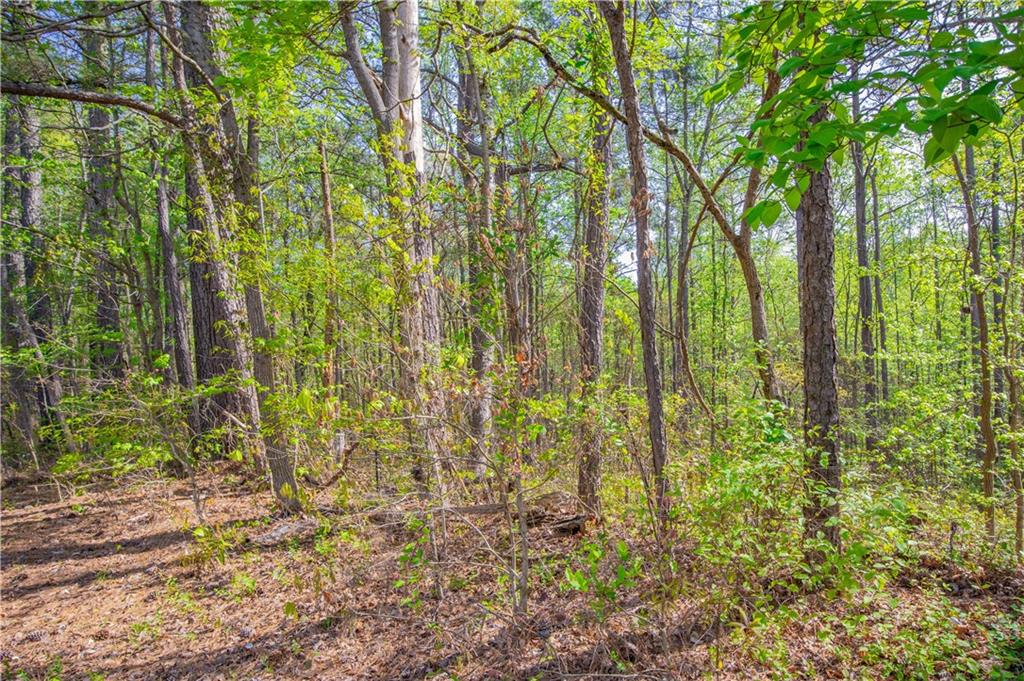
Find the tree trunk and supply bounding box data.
[953,150,998,544]
[318,138,346,462]
[598,0,670,523]
[577,96,612,521]
[83,28,124,378]
[852,89,876,448]
[2,109,75,454]
[797,109,841,553]
[167,0,299,511]
[457,43,494,481]
[14,102,51,340]
[723,68,784,404]
[340,2,450,510]
[870,170,889,402]
[989,164,1004,423]
[2,112,40,462]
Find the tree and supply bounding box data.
[597,0,670,523]
[167,0,299,511]
[954,148,998,543]
[83,26,124,378]
[576,66,612,521]
[852,86,877,449]
[795,106,842,553]
[339,1,450,504]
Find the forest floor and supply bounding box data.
[1,468,1023,680]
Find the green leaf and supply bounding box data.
[923,136,947,166]
[761,200,782,227]
[968,39,1003,58]
[742,201,767,226]
[779,56,805,78]
[964,94,1002,123]
[785,185,803,211]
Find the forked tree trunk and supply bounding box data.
[339,1,450,506]
[167,0,299,511]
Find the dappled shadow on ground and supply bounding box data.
[2,474,1022,680]
[1,529,189,569]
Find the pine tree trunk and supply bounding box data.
[797,108,841,553]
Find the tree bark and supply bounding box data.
[577,93,612,521]
[177,0,299,511]
[2,111,40,461]
[339,1,450,505]
[457,41,494,481]
[797,108,841,553]
[163,0,298,511]
[870,170,889,402]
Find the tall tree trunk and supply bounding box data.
[83,28,124,378]
[149,22,193,393]
[340,0,449,493]
[457,42,494,481]
[797,108,841,553]
[167,0,298,511]
[318,137,347,463]
[990,164,1004,423]
[598,0,670,523]
[870,170,889,402]
[577,97,612,521]
[15,102,51,339]
[720,67,784,404]
[852,89,876,448]
[3,107,75,454]
[954,150,998,544]
[3,110,40,462]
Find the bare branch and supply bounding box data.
[1,81,184,127]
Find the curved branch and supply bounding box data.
[0,81,184,128]
[498,28,734,240]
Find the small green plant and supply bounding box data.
[129,611,163,646]
[45,656,64,681]
[183,524,241,566]
[562,534,642,621]
[395,517,431,610]
[229,571,258,600]
[164,577,202,615]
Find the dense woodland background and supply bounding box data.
[2,1,1024,678]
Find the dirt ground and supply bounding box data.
[2,471,1022,680]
